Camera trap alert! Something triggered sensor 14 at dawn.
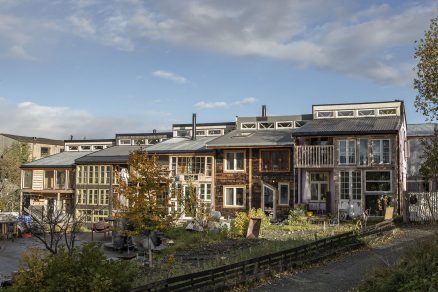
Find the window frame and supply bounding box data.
[278,183,290,206]
[258,122,275,129]
[365,170,392,193]
[241,122,257,130]
[336,110,354,118]
[357,109,375,117]
[259,149,290,172]
[378,108,397,116]
[338,140,356,165]
[371,139,391,164]
[22,170,33,189]
[223,151,245,172]
[223,186,245,208]
[316,111,334,118]
[276,121,294,129]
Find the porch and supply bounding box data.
[295,145,334,168]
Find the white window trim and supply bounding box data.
[294,121,306,128]
[119,139,132,145]
[258,122,275,130]
[316,111,334,119]
[364,170,392,193]
[199,183,212,202]
[224,151,245,172]
[223,186,245,208]
[336,110,355,118]
[241,122,257,130]
[339,170,362,201]
[338,140,356,165]
[357,109,376,117]
[278,183,290,206]
[276,121,294,129]
[371,139,391,164]
[378,108,397,116]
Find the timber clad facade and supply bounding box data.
[20,100,415,221]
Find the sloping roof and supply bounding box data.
[75,146,145,164]
[146,137,217,154]
[1,133,64,146]
[206,130,294,148]
[292,116,402,137]
[407,123,438,137]
[22,151,92,168]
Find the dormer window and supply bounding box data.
[196,130,206,136]
[276,122,293,129]
[94,145,104,150]
[378,108,396,116]
[317,111,334,118]
[134,139,146,145]
[337,110,354,117]
[295,121,306,128]
[358,109,375,116]
[208,129,222,136]
[69,146,78,151]
[120,139,131,145]
[81,146,91,151]
[177,130,190,137]
[148,138,160,144]
[259,122,274,129]
[241,122,256,129]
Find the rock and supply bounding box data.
[210,211,221,221]
[186,221,204,232]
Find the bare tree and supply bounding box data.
[25,201,83,255]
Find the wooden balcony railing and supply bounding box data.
[295,145,334,168]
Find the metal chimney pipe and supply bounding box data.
[192,113,197,140]
[262,105,267,117]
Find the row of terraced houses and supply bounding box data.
[18,100,435,224]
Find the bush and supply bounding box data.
[287,206,308,226]
[358,234,438,292]
[13,243,140,292]
[230,208,270,237]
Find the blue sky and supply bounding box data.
[0,0,436,139]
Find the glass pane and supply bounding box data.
[348,141,356,164]
[280,184,289,204]
[236,188,244,206]
[372,140,381,163]
[263,186,273,209]
[366,182,391,192]
[339,141,347,164]
[225,188,234,205]
[320,183,329,201]
[236,152,244,170]
[359,139,368,166]
[340,171,349,200]
[226,153,234,170]
[310,184,318,200]
[383,140,390,163]
[366,171,390,181]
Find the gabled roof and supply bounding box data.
[407,123,438,137]
[21,151,92,168]
[292,116,402,137]
[206,130,294,148]
[1,133,64,146]
[146,137,217,154]
[75,146,144,164]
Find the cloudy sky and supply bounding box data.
[0,0,436,139]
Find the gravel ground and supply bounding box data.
[252,226,438,292]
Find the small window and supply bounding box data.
[378,108,397,116]
[119,139,131,145]
[259,122,274,129]
[56,170,66,189]
[94,145,104,150]
[81,145,91,150]
[260,150,289,171]
[196,130,206,136]
[317,111,334,118]
[208,129,222,136]
[337,110,354,117]
[41,147,50,157]
[358,109,375,116]
[177,130,190,137]
[224,151,244,171]
[134,139,146,145]
[68,146,78,151]
[339,140,356,165]
[224,187,245,207]
[148,138,160,144]
[294,121,306,128]
[278,183,289,205]
[276,122,293,129]
[371,139,391,164]
[241,123,256,129]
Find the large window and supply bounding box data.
[340,170,362,200]
[44,170,54,189]
[339,140,356,165]
[260,150,289,172]
[371,139,390,164]
[224,187,245,207]
[365,171,392,192]
[310,172,329,201]
[170,156,213,176]
[224,152,244,172]
[56,170,66,189]
[76,165,111,185]
[23,170,32,188]
[278,183,289,205]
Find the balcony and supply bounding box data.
[295,145,334,168]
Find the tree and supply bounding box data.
[115,149,179,266]
[414,16,438,120]
[0,142,31,211]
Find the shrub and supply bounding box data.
[287,206,308,226]
[230,208,270,237]
[358,234,438,292]
[13,243,140,292]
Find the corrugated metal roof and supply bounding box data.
[292,116,401,137]
[22,151,92,168]
[407,123,438,137]
[75,146,145,164]
[146,137,217,153]
[206,130,294,148]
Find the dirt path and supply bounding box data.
[252,227,437,292]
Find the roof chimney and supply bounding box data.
[153,129,157,134]
[262,105,267,117]
[70,135,73,140]
[192,113,197,140]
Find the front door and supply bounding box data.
[263,183,276,218]
[339,170,362,217]
[309,172,329,211]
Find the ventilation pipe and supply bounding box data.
[192,113,197,140]
[262,105,267,117]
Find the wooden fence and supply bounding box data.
[408,192,438,222]
[132,220,394,292]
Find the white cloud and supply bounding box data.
[194,97,257,109]
[152,70,187,84]
[0,98,164,139]
[8,45,36,61]
[69,15,96,35]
